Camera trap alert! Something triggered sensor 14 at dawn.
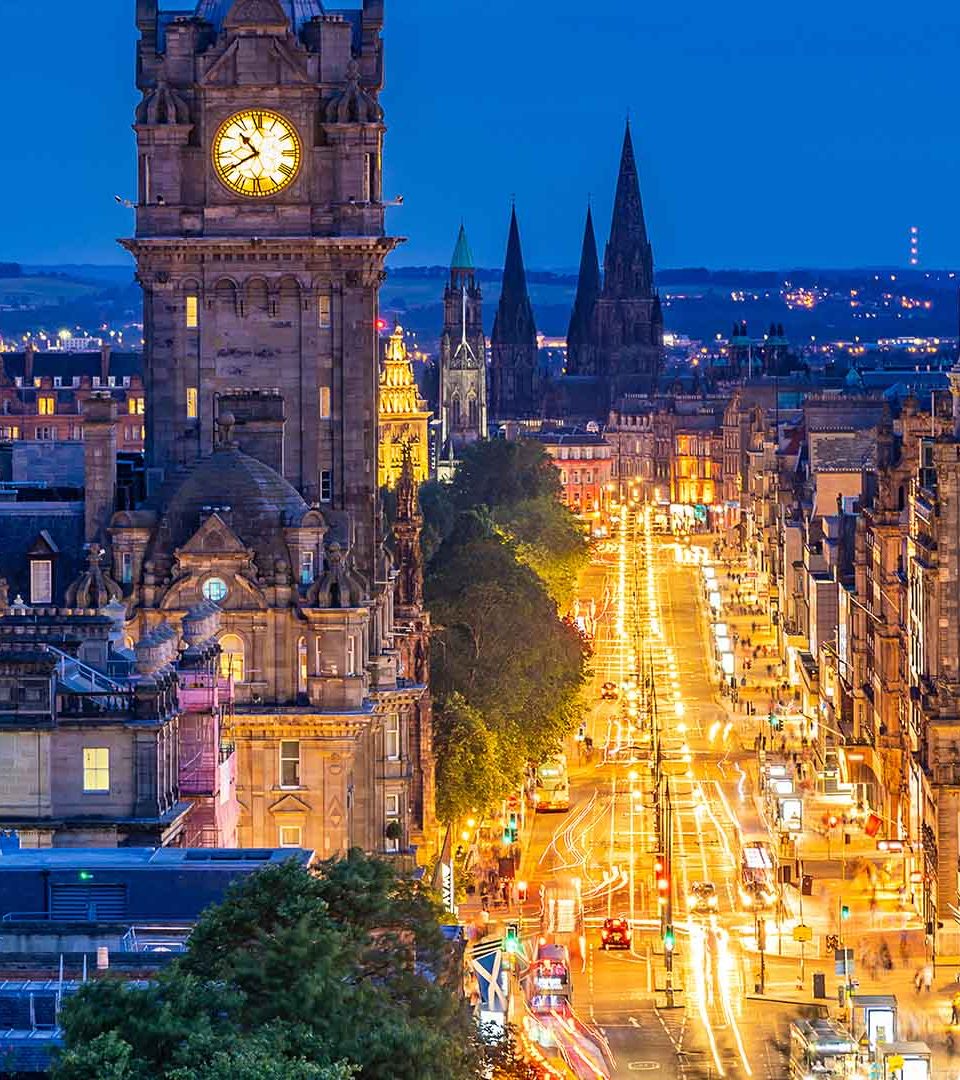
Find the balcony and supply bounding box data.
[58,689,135,718]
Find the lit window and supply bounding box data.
[128,397,144,415]
[279,740,300,788]
[187,387,198,419]
[186,294,199,329]
[300,551,315,585]
[30,560,52,604]
[384,713,400,760]
[38,396,55,416]
[203,577,228,603]
[121,552,133,585]
[297,637,308,695]
[320,470,332,502]
[319,386,331,419]
[219,633,244,681]
[346,635,357,677]
[278,825,302,848]
[319,295,331,329]
[82,748,110,793]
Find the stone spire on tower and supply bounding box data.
[604,121,654,299]
[439,223,486,466]
[490,205,539,420]
[566,204,602,376]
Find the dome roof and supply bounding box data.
[194,0,324,32]
[155,446,310,572]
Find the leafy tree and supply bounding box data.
[427,530,586,766]
[450,440,561,510]
[434,693,511,824]
[54,857,480,1080]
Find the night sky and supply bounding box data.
[3,1,959,270]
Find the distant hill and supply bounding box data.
[3,263,956,353]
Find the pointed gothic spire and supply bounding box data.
[451,224,474,272]
[492,205,537,347]
[567,204,601,352]
[604,121,654,300]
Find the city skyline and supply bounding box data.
[2,0,959,269]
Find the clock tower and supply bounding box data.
[125,0,396,578]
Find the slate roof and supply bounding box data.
[2,351,143,384]
[0,502,84,606]
[809,432,878,473]
[147,445,310,568]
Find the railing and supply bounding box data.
[58,690,135,717]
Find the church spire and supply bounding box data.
[492,205,537,347]
[604,121,654,300]
[451,223,473,272]
[567,204,601,360]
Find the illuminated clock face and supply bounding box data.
[212,110,302,198]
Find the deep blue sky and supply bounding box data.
[2,1,959,270]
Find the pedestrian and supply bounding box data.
[923,963,934,992]
[899,931,910,968]
[914,967,923,994]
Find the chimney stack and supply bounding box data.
[100,343,112,386]
[23,342,34,386]
[83,393,118,544]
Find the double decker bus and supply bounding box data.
[534,755,570,812]
[524,942,573,1014]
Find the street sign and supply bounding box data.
[834,948,855,977]
[793,924,813,943]
[886,1055,905,1070]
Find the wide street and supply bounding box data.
[513,503,957,1079]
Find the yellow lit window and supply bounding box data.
[128,397,144,415]
[319,295,331,329]
[82,748,110,793]
[38,396,55,416]
[187,387,198,419]
[219,633,245,682]
[186,295,199,329]
[319,386,331,419]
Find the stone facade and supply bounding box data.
[125,0,395,577]
[0,348,145,451]
[100,0,436,861]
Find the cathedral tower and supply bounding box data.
[490,206,539,421]
[574,123,663,391]
[124,0,396,579]
[439,225,487,455]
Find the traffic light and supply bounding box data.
[768,713,781,729]
[663,925,675,952]
[504,923,520,954]
[840,903,850,921]
[503,812,518,845]
[654,854,669,902]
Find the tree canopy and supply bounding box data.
[53,855,479,1080]
[423,440,589,825]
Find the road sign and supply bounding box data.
[886,1055,905,1069]
[793,924,813,943]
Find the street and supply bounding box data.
[512,504,958,1079]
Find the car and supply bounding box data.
[600,681,619,701]
[600,916,631,950]
[688,881,718,914]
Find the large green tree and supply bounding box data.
[53,856,480,1080]
[427,526,586,770]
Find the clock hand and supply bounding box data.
[230,150,260,169]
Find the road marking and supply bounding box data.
[628,1015,642,1028]
[628,1064,661,1072]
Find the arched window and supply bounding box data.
[468,395,478,428]
[219,633,245,682]
[451,395,461,428]
[297,637,308,695]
